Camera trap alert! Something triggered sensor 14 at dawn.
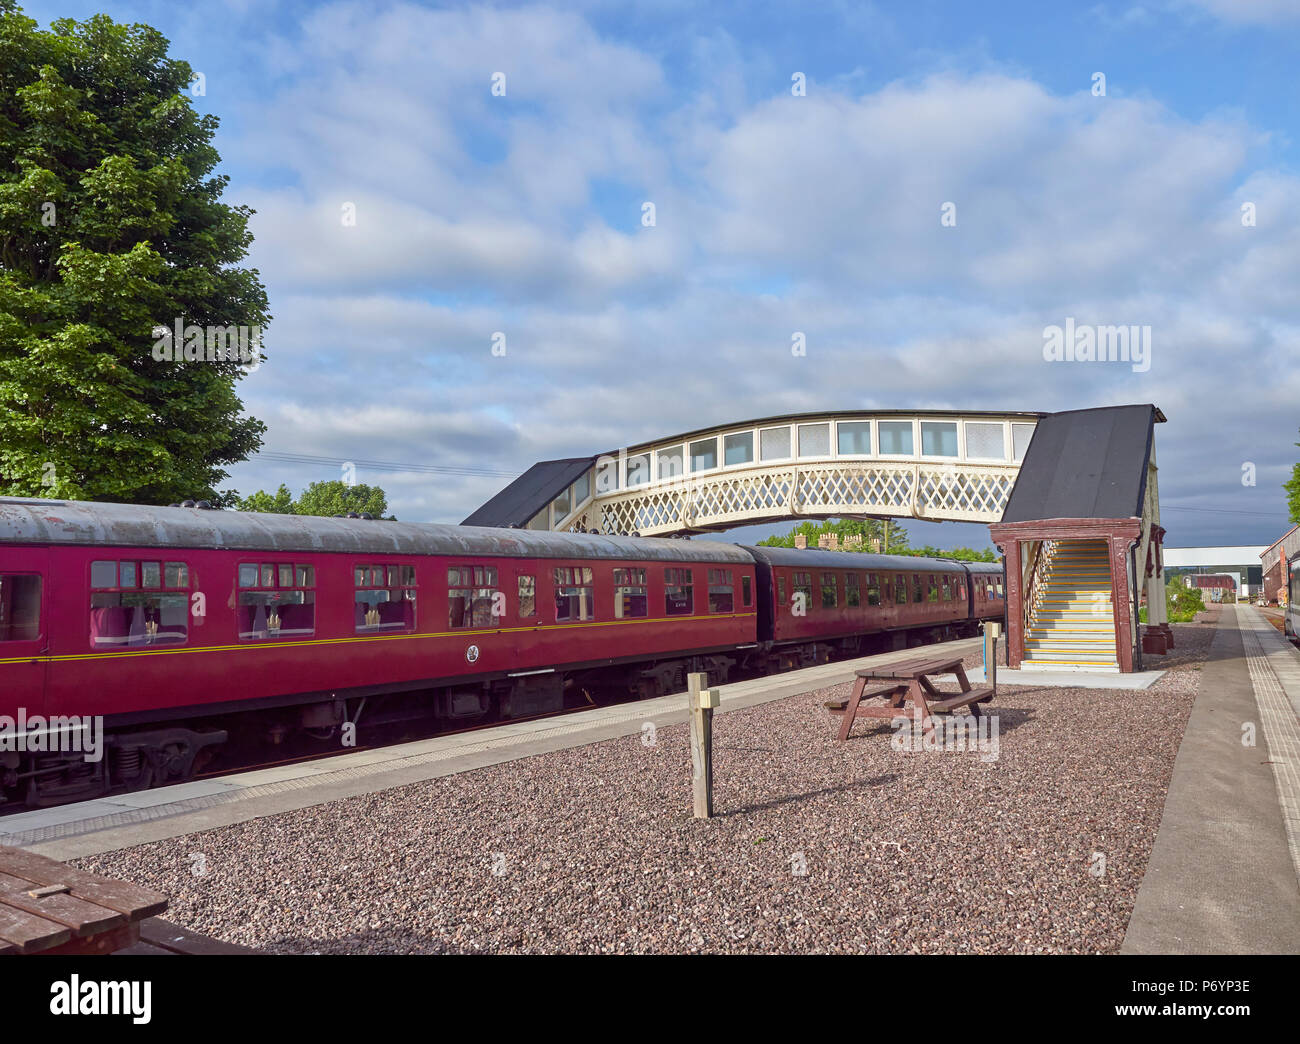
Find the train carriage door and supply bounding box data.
[0,548,50,720]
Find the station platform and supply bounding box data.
[1121,605,1300,954]
[8,611,1298,955]
[3,638,983,860]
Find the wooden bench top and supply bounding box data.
[856,655,965,680]
[0,844,167,955]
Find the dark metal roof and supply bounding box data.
[460,457,595,528]
[0,498,752,564]
[743,545,983,573]
[999,405,1164,524]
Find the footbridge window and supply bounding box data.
[921,422,958,457]
[837,421,871,455]
[879,421,914,456]
[691,439,718,473]
[725,432,754,466]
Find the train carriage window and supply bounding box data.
[614,567,648,619]
[895,574,908,605]
[0,574,41,641]
[867,573,881,607]
[707,569,734,613]
[665,567,694,615]
[912,574,923,603]
[942,575,952,601]
[777,577,786,605]
[821,573,837,609]
[91,559,192,648]
[555,566,594,622]
[236,562,314,641]
[845,573,860,607]
[448,567,472,628]
[355,563,417,633]
[996,579,1004,598]
[928,575,939,603]
[792,572,812,613]
[742,575,752,607]
[518,575,536,618]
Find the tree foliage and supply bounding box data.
[0,2,267,504]
[234,480,392,519]
[755,517,997,561]
[757,518,910,551]
[1285,427,1300,525]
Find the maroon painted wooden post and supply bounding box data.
[1000,538,1024,669]
[1108,532,1136,673]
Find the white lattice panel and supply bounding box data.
[589,460,1018,536]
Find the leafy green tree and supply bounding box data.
[757,519,997,560]
[0,2,267,504]
[295,481,389,519]
[758,518,910,551]
[1285,427,1300,524]
[236,480,392,519]
[234,483,294,515]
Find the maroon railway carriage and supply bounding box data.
[0,498,756,806]
[745,546,1005,667]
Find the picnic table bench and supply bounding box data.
[0,844,251,955]
[825,654,994,741]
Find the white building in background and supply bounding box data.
[1162,545,1267,599]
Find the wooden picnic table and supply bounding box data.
[0,843,168,955]
[0,844,256,955]
[826,653,994,741]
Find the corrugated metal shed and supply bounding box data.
[999,405,1164,523]
[0,498,753,564]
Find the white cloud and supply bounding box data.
[215,3,1300,543]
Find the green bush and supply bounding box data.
[1142,582,1206,623]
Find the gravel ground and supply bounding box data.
[77,623,1215,954]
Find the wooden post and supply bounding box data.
[687,672,718,818]
[984,620,1000,693]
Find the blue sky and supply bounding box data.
[20,0,1300,548]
